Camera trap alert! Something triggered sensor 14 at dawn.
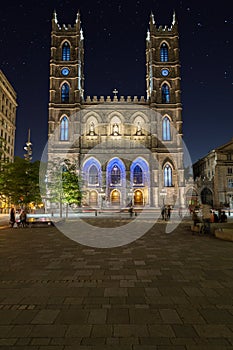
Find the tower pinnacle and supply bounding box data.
[172,10,177,26]
[53,9,58,23]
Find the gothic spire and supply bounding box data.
[149,12,156,32]
[172,10,178,26]
[75,10,81,30]
[53,9,58,23]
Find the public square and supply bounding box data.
[0,215,233,349]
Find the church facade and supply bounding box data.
[47,11,187,209]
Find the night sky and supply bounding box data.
[1,0,232,163]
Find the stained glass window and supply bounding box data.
[62,42,70,61]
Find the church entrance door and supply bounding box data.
[89,191,98,206]
[134,189,143,206]
[111,190,120,205]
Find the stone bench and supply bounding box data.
[214,228,233,242]
[191,222,232,235]
[27,218,54,228]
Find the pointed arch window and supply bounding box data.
[162,117,171,141]
[60,116,69,141]
[61,83,69,103]
[89,165,98,185]
[111,165,121,185]
[133,165,143,184]
[164,164,172,187]
[62,42,70,61]
[160,43,168,62]
[162,84,170,103]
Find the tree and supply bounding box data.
[46,158,82,217]
[0,156,42,208]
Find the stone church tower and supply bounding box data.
[47,11,186,209]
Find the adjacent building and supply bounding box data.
[0,70,17,163]
[0,70,17,212]
[193,138,233,209]
[47,11,188,209]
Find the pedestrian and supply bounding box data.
[210,210,215,223]
[161,206,165,220]
[19,210,27,228]
[164,206,168,221]
[9,206,16,227]
[179,207,182,218]
[129,206,133,218]
[167,205,171,220]
[213,212,219,223]
[192,211,200,226]
[220,211,227,223]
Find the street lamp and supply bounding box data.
[24,129,32,161]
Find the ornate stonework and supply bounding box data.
[48,11,186,209]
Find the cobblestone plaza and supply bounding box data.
[1,217,233,349]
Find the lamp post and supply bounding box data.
[24,129,32,161]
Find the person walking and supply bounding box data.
[19,210,27,228]
[167,205,171,220]
[9,206,16,227]
[161,206,165,220]
[129,206,133,218]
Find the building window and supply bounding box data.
[89,165,98,185]
[160,43,168,62]
[111,165,121,185]
[228,167,233,174]
[61,83,69,103]
[162,116,171,141]
[227,154,232,161]
[133,165,143,185]
[164,164,172,187]
[228,179,233,188]
[162,84,170,103]
[62,42,70,61]
[60,116,69,141]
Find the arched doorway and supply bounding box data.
[185,188,199,207]
[89,191,98,206]
[111,190,120,205]
[201,188,213,206]
[134,190,143,206]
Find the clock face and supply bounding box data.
[161,68,169,77]
[61,68,70,76]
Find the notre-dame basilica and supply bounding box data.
[47,11,188,209]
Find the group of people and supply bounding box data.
[161,205,171,221]
[9,207,27,228]
[192,209,228,225]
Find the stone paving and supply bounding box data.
[0,217,233,349]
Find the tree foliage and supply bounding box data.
[47,158,82,209]
[0,156,42,206]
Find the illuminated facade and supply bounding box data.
[0,70,17,164]
[0,70,17,212]
[48,11,186,209]
[193,138,233,209]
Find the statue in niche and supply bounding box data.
[89,121,95,136]
[136,121,142,136]
[113,123,119,135]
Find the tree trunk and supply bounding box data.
[66,203,68,219]
[59,196,62,218]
